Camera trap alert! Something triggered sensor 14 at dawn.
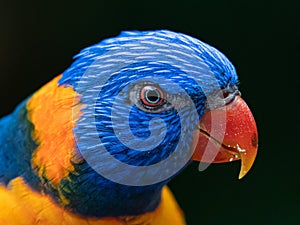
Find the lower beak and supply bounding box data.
[192,96,258,179]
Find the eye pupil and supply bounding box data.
[141,85,164,107]
[145,89,160,103]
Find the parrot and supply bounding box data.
[0,30,258,225]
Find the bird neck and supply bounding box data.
[57,164,167,217]
[0,98,166,218]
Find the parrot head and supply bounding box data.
[28,30,258,217]
[60,30,257,181]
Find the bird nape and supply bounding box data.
[0,30,258,225]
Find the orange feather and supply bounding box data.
[27,75,83,188]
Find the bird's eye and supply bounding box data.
[140,85,164,108]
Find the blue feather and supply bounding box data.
[0,99,40,189]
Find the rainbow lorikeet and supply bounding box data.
[0,30,258,225]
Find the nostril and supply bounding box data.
[223,92,230,98]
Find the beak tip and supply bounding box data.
[238,170,247,180]
[238,150,257,180]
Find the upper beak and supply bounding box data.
[192,96,258,179]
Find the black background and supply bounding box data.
[0,1,299,224]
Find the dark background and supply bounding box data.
[0,1,299,224]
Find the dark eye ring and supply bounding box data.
[140,85,164,107]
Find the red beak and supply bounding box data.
[192,96,258,179]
